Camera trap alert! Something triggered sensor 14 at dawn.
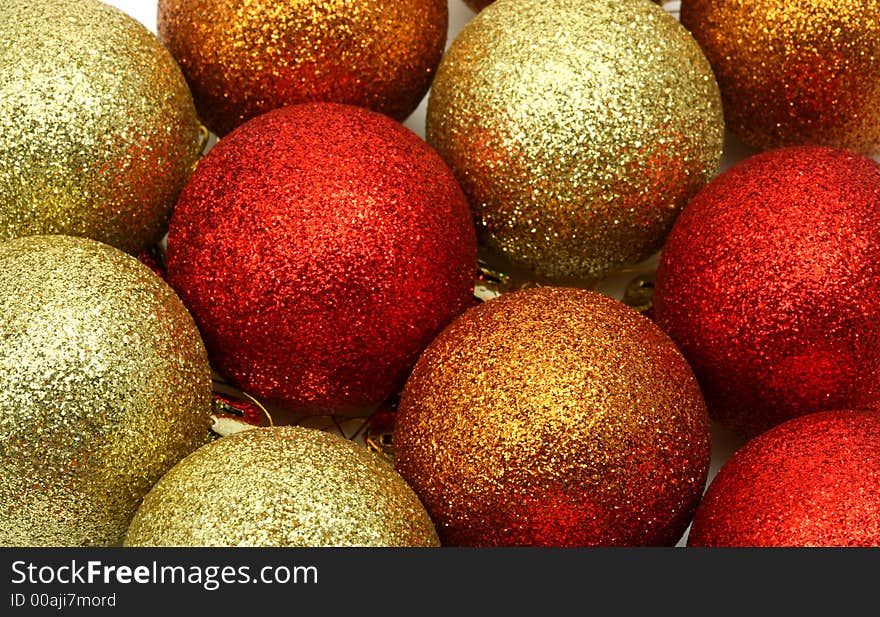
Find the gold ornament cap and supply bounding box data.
[124,426,440,547]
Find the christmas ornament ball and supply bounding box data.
[680,0,880,154]
[165,103,477,416]
[393,287,711,546]
[688,410,880,547]
[654,146,880,438]
[427,0,724,283]
[0,235,212,546]
[0,0,204,254]
[124,426,440,547]
[157,0,447,136]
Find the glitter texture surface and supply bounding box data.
[0,0,204,255]
[166,103,477,416]
[393,287,711,546]
[0,235,212,547]
[464,0,664,11]
[426,0,724,283]
[654,146,880,438]
[688,410,880,547]
[680,0,880,154]
[124,426,439,547]
[158,0,447,136]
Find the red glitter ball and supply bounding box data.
[654,146,880,438]
[688,410,880,547]
[165,103,477,415]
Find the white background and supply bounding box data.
[104,0,750,546]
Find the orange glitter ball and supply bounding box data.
[393,287,711,546]
[680,0,880,154]
[157,0,447,136]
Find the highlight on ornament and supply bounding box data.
[426,0,724,284]
[688,410,880,547]
[653,145,880,438]
[680,0,880,155]
[165,102,477,417]
[0,0,205,254]
[124,426,440,547]
[157,0,448,136]
[0,235,213,547]
[393,286,712,546]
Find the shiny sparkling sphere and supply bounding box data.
[0,0,204,254]
[654,146,880,438]
[0,235,212,546]
[125,426,440,547]
[158,0,448,136]
[393,287,711,546]
[166,103,477,415]
[680,0,880,154]
[427,0,724,283]
[688,410,880,547]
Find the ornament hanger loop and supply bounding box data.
[196,124,210,153]
[210,382,275,438]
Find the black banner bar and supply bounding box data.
[1,547,877,613]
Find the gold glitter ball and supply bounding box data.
[427,0,724,283]
[464,0,665,11]
[393,287,712,546]
[0,235,213,546]
[680,0,880,155]
[124,426,440,547]
[0,0,205,254]
[158,0,448,136]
